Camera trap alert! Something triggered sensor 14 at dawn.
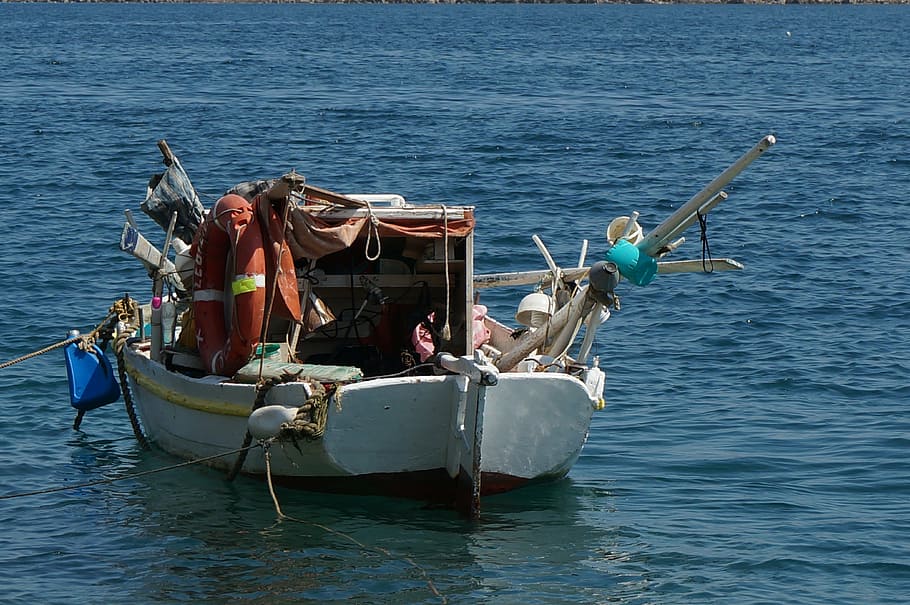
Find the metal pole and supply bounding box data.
[470,383,486,519]
[638,135,775,257]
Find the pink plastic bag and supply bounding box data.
[410,305,491,363]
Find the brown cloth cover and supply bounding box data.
[286,207,475,261]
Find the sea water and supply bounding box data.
[0,3,908,603]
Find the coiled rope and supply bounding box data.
[0,294,150,440]
[276,382,332,443]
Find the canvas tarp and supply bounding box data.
[286,207,475,261]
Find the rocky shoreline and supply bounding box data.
[3,0,909,4]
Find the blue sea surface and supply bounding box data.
[1,3,909,604]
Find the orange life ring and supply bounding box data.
[252,193,301,323]
[192,194,266,376]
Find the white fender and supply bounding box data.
[248,405,298,440]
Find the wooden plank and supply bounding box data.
[303,184,367,208]
[656,258,744,273]
[157,139,175,166]
[473,258,742,289]
[302,273,448,290]
[301,205,471,221]
[473,267,588,290]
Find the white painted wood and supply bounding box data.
[301,205,472,220]
[480,373,595,480]
[474,267,589,290]
[656,258,744,273]
[123,342,601,489]
[474,256,742,289]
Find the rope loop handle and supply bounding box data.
[697,211,715,273]
[364,200,382,261]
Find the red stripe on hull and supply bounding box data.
[249,469,538,508]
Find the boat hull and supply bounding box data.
[122,344,597,503]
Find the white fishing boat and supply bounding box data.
[64,136,774,516]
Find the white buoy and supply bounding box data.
[515,291,553,328]
[248,405,298,440]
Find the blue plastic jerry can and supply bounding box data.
[63,339,121,412]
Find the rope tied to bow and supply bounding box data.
[277,381,334,444]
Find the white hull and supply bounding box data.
[123,343,598,502]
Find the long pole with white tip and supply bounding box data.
[638,135,775,257]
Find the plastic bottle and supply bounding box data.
[161,300,176,346]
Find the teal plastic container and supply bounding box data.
[604,239,658,286]
[254,343,282,360]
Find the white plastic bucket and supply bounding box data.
[606,216,643,246]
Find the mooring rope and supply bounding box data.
[115,344,150,450]
[2,292,446,600]
[103,296,152,448]
[0,443,262,501]
[226,379,274,481]
[0,310,117,370]
[261,442,447,604]
[0,336,81,370]
[440,204,451,342]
